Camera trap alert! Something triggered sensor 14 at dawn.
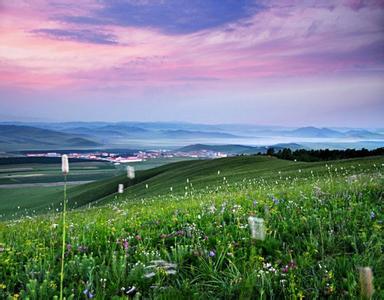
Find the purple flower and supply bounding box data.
[288,260,297,269]
[66,244,72,252]
[176,230,185,236]
[370,211,376,220]
[272,196,279,205]
[253,200,258,207]
[83,289,94,299]
[209,250,216,257]
[123,240,129,250]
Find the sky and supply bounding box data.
[0,0,383,127]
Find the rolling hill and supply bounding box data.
[2,154,384,220]
[0,125,101,150]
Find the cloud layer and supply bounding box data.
[0,0,383,125]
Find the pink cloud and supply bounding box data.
[0,0,383,91]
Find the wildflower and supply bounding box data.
[135,235,142,241]
[359,267,374,299]
[100,278,107,288]
[77,245,88,253]
[83,289,94,299]
[61,155,69,174]
[144,272,156,279]
[144,260,177,279]
[66,244,72,252]
[118,184,124,194]
[271,196,279,205]
[126,286,137,295]
[253,200,257,207]
[288,261,297,269]
[209,250,216,257]
[370,211,375,220]
[51,223,59,229]
[0,283,6,289]
[123,240,129,250]
[145,184,148,189]
[165,269,177,275]
[127,166,135,179]
[282,260,297,273]
[248,217,266,241]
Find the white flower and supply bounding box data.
[127,166,135,179]
[248,217,266,241]
[61,155,69,174]
[118,184,124,194]
[144,272,156,279]
[359,267,374,299]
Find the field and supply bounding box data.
[0,157,193,220]
[0,155,383,299]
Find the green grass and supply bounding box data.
[0,155,383,299]
[0,161,120,185]
[0,158,195,220]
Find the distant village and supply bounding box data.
[26,149,228,164]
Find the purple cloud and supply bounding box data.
[31,28,118,45]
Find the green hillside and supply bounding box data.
[2,155,383,221]
[0,155,383,299]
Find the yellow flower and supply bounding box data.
[298,291,304,300]
[0,283,6,289]
[50,281,57,289]
[13,294,19,299]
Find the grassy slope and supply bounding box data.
[100,155,384,202]
[2,155,384,220]
[0,155,383,298]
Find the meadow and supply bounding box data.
[0,155,383,299]
[0,157,191,220]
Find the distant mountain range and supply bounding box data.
[283,126,384,139]
[178,143,304,154]
[1,122,383,152]
[0,125,100,150]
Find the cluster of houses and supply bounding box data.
[25,149,228,163]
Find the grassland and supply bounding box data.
[0,157,194,220]
[0,155,383,299]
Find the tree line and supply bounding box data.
[264,147,384,162]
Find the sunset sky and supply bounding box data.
[0,0,383,127]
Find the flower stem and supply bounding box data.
[60,175,67,300]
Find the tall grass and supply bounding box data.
[60,155,69,300]
[0,157,383,299]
